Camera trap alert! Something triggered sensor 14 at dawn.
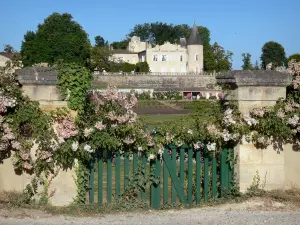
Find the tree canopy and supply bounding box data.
[241,53,253,70]
[288,54,300,62]
[21,12,91,67]
[3,44,14,53]
[95,35,108,47]
[260,41,286,69]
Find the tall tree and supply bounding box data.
[254,60,260,70]
[110,39,129,50]
[21,12,91,67]
[241,53,253,70]
[94,35,108,47]
[288,54,300,62]
[211,42,233,72]
[260,41,286,69]
[3,44,14,53]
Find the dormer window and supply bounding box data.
[195,55,199,61]
[162,55,167,61]
[153,55,158,61]
[180,55,183,62]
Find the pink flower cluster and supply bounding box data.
[56,117,78,139]
[144,131,154,146]
[90,86,138,111]
[294,76,300,89]
[251,108,265,117]
[223,108,236,126]
[0,123,21,152]
[123,137,136,145]
[0,94,17,114]
[39,150,53,162]
[276,109,285,119]
[207,124,221,136]
[95,121,106,131]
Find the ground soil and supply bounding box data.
[1,197,300,224]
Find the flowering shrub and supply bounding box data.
[0,68,61,176]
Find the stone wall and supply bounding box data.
[93,74,216,90]
[216,70,300,191]
[0,148,77,206]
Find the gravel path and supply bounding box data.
[1,200,300,225]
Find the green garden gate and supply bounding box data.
[88,145,233,209]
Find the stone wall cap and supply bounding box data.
[216,70,293,87]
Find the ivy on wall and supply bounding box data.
[56,63,92,111]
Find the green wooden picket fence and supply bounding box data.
[88,145,233,209]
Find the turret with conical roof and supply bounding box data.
[187,22,204,73]
[187,23,203,45]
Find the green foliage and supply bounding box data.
[121,163,159,200]
[135,61,150,72]
[246,170,267,196]
[254,60,260,70]
[21,12,91,67]
[288,54,300,62]
[56,62,91,111]
[94,35,108,47]
[241,53,253,70]
[260,41,286,69]
[3,44,14,53]
[122,62,136,72]
[111,40,129,50]
[90,46,122,72]
[74,161,90,204]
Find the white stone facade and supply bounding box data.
[112,24,204,73]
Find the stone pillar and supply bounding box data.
[216,70,293,192]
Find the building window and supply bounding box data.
[195,55,199,61]
[162,55,167,61]
[180,55,183,62]
[153,55,158,61]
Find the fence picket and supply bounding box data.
[171,147,177,204]
[220,148,229,196]
[133,151,138,173]
[124,151,129,190]
[141,153,147,201]
[180,148,185,189]
[196,150,201,204]
[98,154,103,204]
[212,155,217,198]
[204,150,209,201]
[163,157,168,204]
[188,148,193,204]
[107,151,112,203]
[150,158,161,209]
[115,151,121,197]
[89,160,94,204]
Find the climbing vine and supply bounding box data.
[56,62,92,111]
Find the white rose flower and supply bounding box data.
[72,141,79,152]
[149,153,155,160]
[207,142,216,151]
[84,144,93,153]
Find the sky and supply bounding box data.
[1,0,299,69]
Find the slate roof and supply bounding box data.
[113,49,138,54]
[0,52,14,59]
[187,23,203,45]
[15,67,58,85]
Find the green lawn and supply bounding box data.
[140,114,185,127]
